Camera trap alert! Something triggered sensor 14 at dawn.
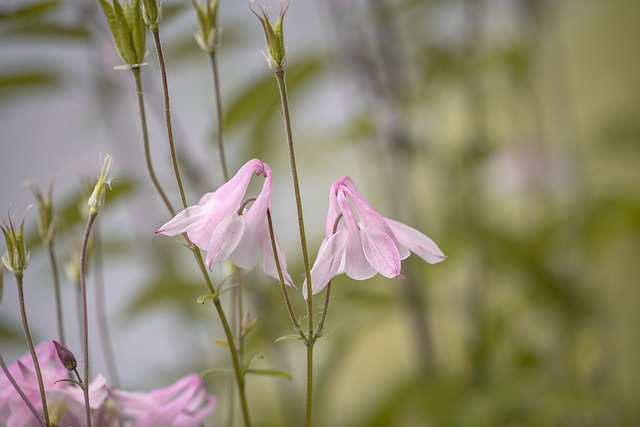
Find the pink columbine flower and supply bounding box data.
[304,177,446,296]
[0,341,119,427]
[156,158,294,287]
[111,373,216,427]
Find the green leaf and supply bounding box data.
[0,0,60,20]
[274,334,304,343]
[0,69,59,100]
[200,368,233,377]
[1,22,90,39]
[215,339,229,347]
[241,353,264,373]
[246,368,293,381]
[196,293,217,304]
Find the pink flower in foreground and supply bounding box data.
[304,177,446,296]
[112,374,216,427]
[156,158,294,286]
[0,342,117,427]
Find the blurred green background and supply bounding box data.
[1,0,639,426]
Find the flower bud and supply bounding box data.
[30,182,55,244]
[251,2,289,71]
[88,154,114,215]
[53,340,78,371]
[98,0,147,68]
[142,0,161,28]
[192,0,219,53]
[1,208,31,275]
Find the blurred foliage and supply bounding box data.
[2,0,640,426]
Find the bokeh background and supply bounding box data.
[2,0,639,425]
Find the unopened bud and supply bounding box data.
[88,154,114,215]
[142,0,161,28]
[53,340,78,371]
[1,208,31,275]
[192,0,219,53]
[30,182,55,244]
[251,2,289,71]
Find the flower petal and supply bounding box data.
[306,230,347,297]
[384,218,446,264]
[205,215,245,268]
[360,227,401,278]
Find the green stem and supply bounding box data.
[93,225,120,386]
[151,27,188,210]
[47,240,65,347]
[266,209,304,338]
[131,67,176,216]
[15,272,50,426]
[0,353,46,427]
[208,51,229,182]
[79,212,97,427]
[273,69,314,427]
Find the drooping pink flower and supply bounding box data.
[305,177,446,296]
[156,158,294,287]
[112,373,216,427]
[0,341,120,427]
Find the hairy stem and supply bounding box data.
[151,27,188,210]
[15,272,50,426]
[131,67,175,216]
[273,69,314,427]
[79,212,97,427]
[0,353,46,427]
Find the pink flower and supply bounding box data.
[156,158,294,286]
[0,342,119,427]
[305,177,446,296]
[112,374,216,427]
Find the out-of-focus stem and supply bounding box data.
[46,240,65,346]
[0,353,46,427]
[15,272,50,426]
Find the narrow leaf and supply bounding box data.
[246,368,292,381]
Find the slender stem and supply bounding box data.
[93,225,120,386]
[151,27,188,210]
[212,295,252,427]
[208,51,229,181]
[131,67,176,216]
[150,26,252,426]
[315,281,333,339]
[47,240,65,346]
[0,353,46,427]
[266,210,304,337]
[273,69,314,427]
[15,273,50,427]
[79,213,97,427]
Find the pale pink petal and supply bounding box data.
[205,215,245,268]
[256,221,295,287]
[384,218,446,264]
[155,205,208,236]
[338,192,376,280]
[360,227,402,278]
[306,231,347,297]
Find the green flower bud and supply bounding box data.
[88,154,114,215]
[29,182,55,245]
[98,0,147,68]
[251,2,289,71]
[1,208,31,275]
[191,0,219,53]
[53,340,78,371]
[141,0,161,28]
